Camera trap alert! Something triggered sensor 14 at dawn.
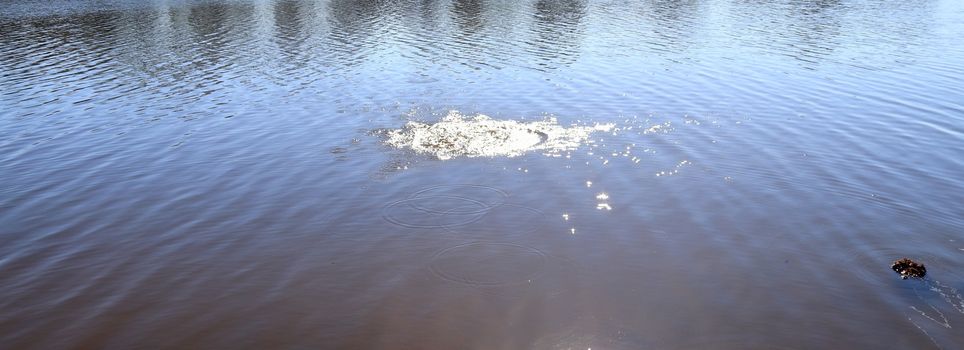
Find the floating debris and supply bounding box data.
[892,258,926,279]
[385,111,614,160]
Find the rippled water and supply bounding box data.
[2,0,964,348]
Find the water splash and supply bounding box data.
[385,111,614,160]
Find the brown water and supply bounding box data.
[2,0,964,348]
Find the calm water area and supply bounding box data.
[2,0,964,348]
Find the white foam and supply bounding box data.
[385,111,614,160]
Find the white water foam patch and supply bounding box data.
[385,111,614,160]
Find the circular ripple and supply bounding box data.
[382,196,489,229]
[442,203,546,236]
[409,184,509,215]
[430,242,548,286]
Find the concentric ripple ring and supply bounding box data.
[429,242,548,286]
[408,184,510,215]
[442,203,546,235]
[382,195,489,229]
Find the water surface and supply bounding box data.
[2,0,964,348]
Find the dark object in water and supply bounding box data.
[892,258,926,279]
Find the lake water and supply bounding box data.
[2,0,964,348]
